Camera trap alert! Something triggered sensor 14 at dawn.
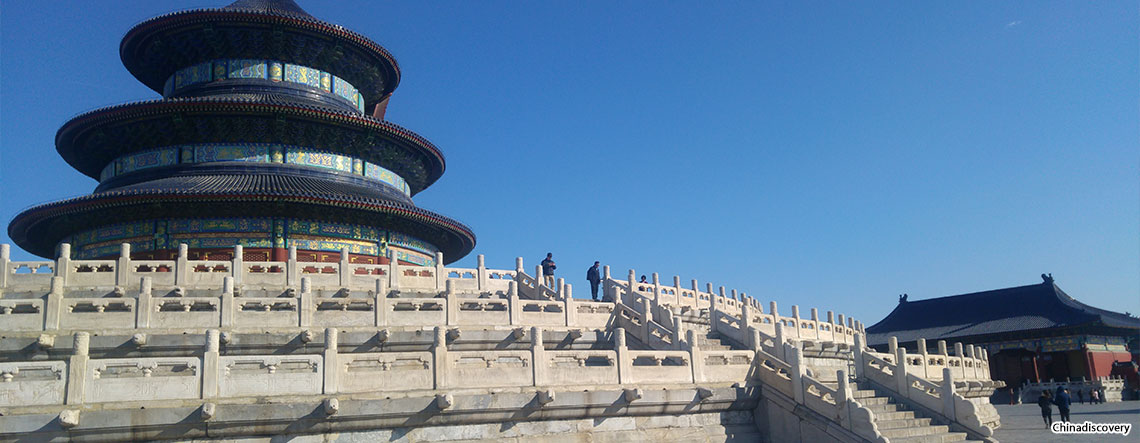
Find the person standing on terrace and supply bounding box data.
[586,261,602,301]
[540,253,557,288]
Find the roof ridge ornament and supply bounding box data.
[1041,273,1054,284]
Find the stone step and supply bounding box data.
[857,396,890,406]
[879,425,950,439]
[851,389,877,399]
[885,432,969,443]
[865,402,905,413]
[871,410,917,420]
[874,417,932,429]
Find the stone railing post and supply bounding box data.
[220,276,235,328]
[476,254,487,292]
[116,243,131,287]
[54,243,72,286]
[136,277,153,328]
[563,283,576,326]
[627,269,637,299]
[941,367,956,418]
[435,252,446,292]
[65,332,90,405]
[339,248,351,288]
[981,348,991,379]
[790,344,806,403]
[44,276,64,330]
[750,327,763,352]
[826,311,835,341]
[741,302,753,333]
[651,273,661,302]
[323,328,339,394]
[965,344,977,380]
[614,328,630,385]
[774,322,786,360]
[0,243,11,288]
[176,244,189,286]
[203,329,220,399]
[232,244,244,287]
[532,327,545,386]
[809,308,819,340]
[285,246,298,287]
[444,280,458,325]
[673,276,683,307]
[917,338,929,378]
[375,278,388,326]
[299,277,313,327]
[535,265,546,291]
[640,297,653,343]
[852,332,866,379]
[706,282,717,322]
[508,281,521,325]
[515,257,524,274]
[432,326,448,389]
[687,329,704,383]
[888,336,898,357]
[387,249,400,293]
[690,279,700,307]
[938,340,948,357]
[791,305,802,339]
[557,277,565,300]
[673,317,685,350]
[895,346,909,395]
[954,342,965,379]
[836,369,853,426]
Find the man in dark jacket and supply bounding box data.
[540,253,556,288]
[1053,388,1072,423]
[586,261,602,301]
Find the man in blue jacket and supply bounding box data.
[1053,387,1072,423]
[585,261,602,301]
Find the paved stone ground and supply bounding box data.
[992,401,1140,443]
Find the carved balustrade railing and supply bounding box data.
[853,334,1002,440]
[0,326,760,411]
[0,243,569,300]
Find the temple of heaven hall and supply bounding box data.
[7,0,475,266]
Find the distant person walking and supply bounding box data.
[1054,388,1072,422]
[1077,389,1084,404]
[585,261,602,301]
[1037,391,1053,427]
[1090,389,1099,404]
[540,253,557,288]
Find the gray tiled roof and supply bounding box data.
[865,280,1140,346]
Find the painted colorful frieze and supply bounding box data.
[365,162,410,195]
[288,237,380,255]
[100,144,411,196]
[287,149,353,173]
[167,59,362,110]
[118,148,178,174]
[193,144,269,163]
[168,218,272,234]
[227,59,268,80]
[395,249,434,267]
[64,218,437,263]
[388,232,438,256]
[286,220,380,241]
[174,61,212,90]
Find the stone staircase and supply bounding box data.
[680,312,744,351]
[849,382,981,443]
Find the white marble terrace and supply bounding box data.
[0,242,1002,441]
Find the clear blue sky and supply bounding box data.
[2,1,1137,327]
